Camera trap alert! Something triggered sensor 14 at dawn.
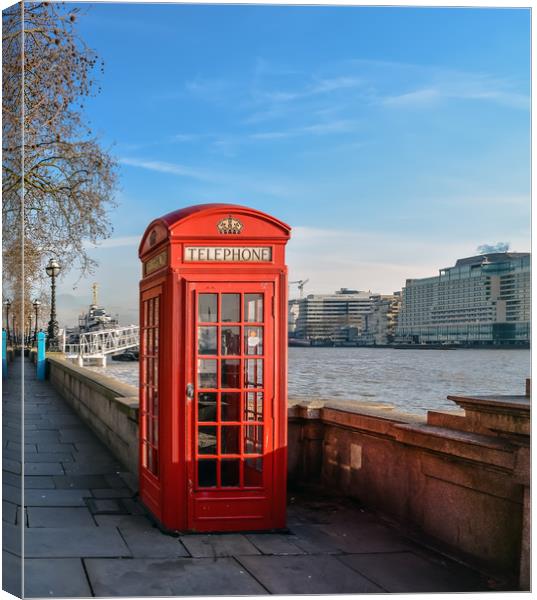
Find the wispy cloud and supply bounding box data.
[120,157,300,199]
[250,119,360,140]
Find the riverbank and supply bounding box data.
[86,347,530,416]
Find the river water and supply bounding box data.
[88,347,530,416]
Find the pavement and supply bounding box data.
[3,357,493,597]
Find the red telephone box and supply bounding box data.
[138,204,290,532]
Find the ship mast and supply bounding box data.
[91,282,99,308]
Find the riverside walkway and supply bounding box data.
[3,357,492,597]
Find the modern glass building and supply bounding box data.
[292,288,376,344]
[396,253,530,345]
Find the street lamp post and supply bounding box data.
[32,299,41,346]
[46,258,61,351]
[4,299,12,343]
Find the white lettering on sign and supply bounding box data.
[184,246,272,262]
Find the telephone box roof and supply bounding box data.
[139,203,291,255]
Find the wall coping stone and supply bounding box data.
[47,355,138,401]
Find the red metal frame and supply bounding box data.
[138,204,290,532]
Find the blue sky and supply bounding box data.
[56,3,530,325]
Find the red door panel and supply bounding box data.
[186,281,275,531]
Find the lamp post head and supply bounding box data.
[46,258,61,278]
[4,299,11,308]
[33,299,42,309]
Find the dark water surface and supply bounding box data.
[88,347,530,416]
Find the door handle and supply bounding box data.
[186,383,194,399]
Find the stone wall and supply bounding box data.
[47,356,139,479]
[46,356,529,588]
[289,397,529,588]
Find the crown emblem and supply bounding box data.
[217,215,243,235]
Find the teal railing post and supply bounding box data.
[2,330,7,379]
[36,331,46,380]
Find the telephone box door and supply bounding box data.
[186,281,276,531]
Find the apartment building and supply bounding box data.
[396,252,530,345]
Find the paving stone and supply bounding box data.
[339,552,486,593]
[27,507,96,528]
[317,520,416,553]
[25,431,61,443]
[25,452,73,463]
[118,520,190,558]
[180,533,261,557]
[3,501,18,524]
[59,429,99,443]
[24,476,56,489]
[3,550,22,597]
[3,483,22,504]
[24,558,92,597]
[121,498,146,515]
[24,527,131,558]
[287,524,343,554]
[91,488,133,498]
[3,458,21,474]
[246,533,307,555]
[63,460,122,475]
[104,473,129,489]
[87,498,126,515]
[37,442,77,453]
[85,556,266,596]
[7,442,36,452]
[25,462,65,476]
[94,514,151,528]
[3,523,22,556]
[3,449,24,462]
[238,554,384,594]
[3,471,21,487]
[53,474,108,489]
[24,489,91,507]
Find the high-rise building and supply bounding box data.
[396,252,530,345]
[293,288,376,344]
[363,293,402,345]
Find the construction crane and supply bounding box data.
[289,279,309,298]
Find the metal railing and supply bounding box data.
[65,325,139,358]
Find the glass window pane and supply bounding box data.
[244,391,256,421]
[221,326,240,355]
[198,294,217,322]
[198,426,217,455]
[245,457,263,487]
[221,359,240,388]
[198,459,217,487]
[221,425,240,454]
[152,391,159,417]
[222,294,240,322]
[221,459,240,487]
[198,360,217,388]
[244,424,263,454]
[245,294,263,322]
[154,297,159,325]
[198,326,217,355]
[198,392,217,422]
[152,417,159,445]
[245,359,263,388]
[221,392,241,421]
[154,327,159,354]
[245,327,263,355]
